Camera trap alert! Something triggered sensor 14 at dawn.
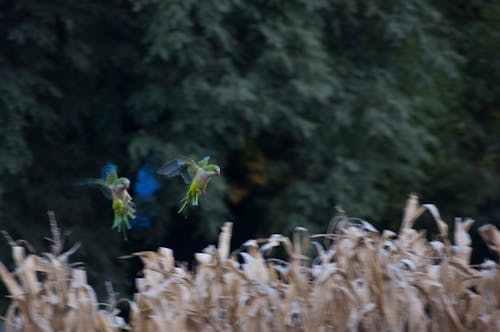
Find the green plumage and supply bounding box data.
[157,156,221,214]
[80,164,136,239]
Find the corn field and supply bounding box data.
[1,195,499,331]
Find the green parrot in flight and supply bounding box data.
[157,156,221,213]
[81,163,136,239]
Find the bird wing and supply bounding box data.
[102,163,119,185]
[75,178,113,200]
[198,156,210,167]
[97,180,114,199]
[157,159,198,184]
[184,161,199,183]
[157,160,184,177]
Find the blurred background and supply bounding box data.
[0,0,499,308]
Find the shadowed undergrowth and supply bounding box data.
[1,195,499,331]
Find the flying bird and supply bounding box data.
[80,163,136,239]
[157,156,221,213]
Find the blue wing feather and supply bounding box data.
[102,163,118,183]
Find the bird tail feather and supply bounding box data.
[178,195,190,214]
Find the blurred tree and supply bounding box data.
[127,0,464,234]
[0,0,143,300]
[0,0,499,309]
[426,0,500,262]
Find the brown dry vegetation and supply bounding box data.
[1,196,500,331]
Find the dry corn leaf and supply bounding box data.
[0,262,24,299]
[478,224,500,254]
[423,204,449,238]
[2,197,500,332]
[218,222,232,260]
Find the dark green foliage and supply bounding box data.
[0,0,498,307]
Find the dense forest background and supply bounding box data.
[0,0,499,307]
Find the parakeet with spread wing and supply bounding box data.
[157,156,221,213]
[80,163,136,239]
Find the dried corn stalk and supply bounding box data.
[0,212,127,332]
[123,198,500,331]
[2,198,500,331]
